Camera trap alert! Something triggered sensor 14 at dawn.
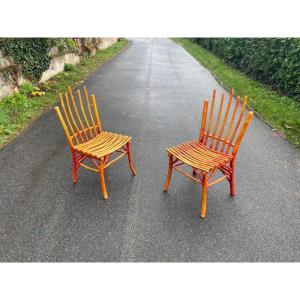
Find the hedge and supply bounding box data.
[191,38,300,100]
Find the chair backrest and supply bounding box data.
[54,86,102,148]
[199,89,253,156]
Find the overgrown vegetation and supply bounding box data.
[64,63,76,72]
[191,38,300,101]
[2,38,51,81]
[173,38,300,147]
[50,38,77,54]
[0,39,128,146]
[1,38,81,81]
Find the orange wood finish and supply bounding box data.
[163,89,253,218]
[55,86,136,199]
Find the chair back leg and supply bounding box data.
[163,154,174,192]
[126,141,137,176]
[72,150,78,184]
[230,159,236,196]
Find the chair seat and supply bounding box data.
[167,140,232,173]
[73,131,131,159]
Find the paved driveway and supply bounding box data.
[0,38,299,261]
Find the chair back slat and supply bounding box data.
[55,106,73,145]
[91,94,102,132]
[200,90,253,156]
[84,86,98,136]
[77,89,94,138]
[209,93,224,149]
[55,86,103,148]
[203,89,216,144]
[225,96,248,154]
[59,93,80,145]
[220,96,240,152]
[68,87,89,141]
[64,92,85,143]
[199,100,208,141]
[232,111,253,155]
[214,89,233,151]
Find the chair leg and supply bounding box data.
[72,151,78,184]
[126,141,136,176]
[200,174,208,218]
[72,163,78,184]
[230,160,236,196]
[99,160,108,199]
[163,154,174,192]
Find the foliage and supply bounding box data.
[2,38,51,81]
[0,38,98,82]
[19,82,35,95]
[0,93,32,115]
[191,38,300,100]
[0,83,39,120]
[173,38,300,147]
[0,88,42,138]
[64,63,76,72]
[50,38,77,54]
[0,109,9,125]
[0,39,128,146]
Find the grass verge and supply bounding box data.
[173,38,300,148]
[0,39,128,148]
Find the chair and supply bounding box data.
[54,86,136,199]
[163,89,253,218]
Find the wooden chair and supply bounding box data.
[163,89,253,218]
[54,86,136,199]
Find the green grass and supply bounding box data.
[0,39,128,147]
[173,38,300,148]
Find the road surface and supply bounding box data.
[0,38,299,261]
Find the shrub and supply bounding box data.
[19,82,35,96]
[64,63,76,72]
[192,38,300,101]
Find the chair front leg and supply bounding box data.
[99,159,108,199]
[163,154,174,192]
[126,141,136,176]
[200,173,208,218]
[230,159,236,196]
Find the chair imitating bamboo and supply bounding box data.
[54,86,136,199]
[163,89,253,218]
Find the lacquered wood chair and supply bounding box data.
[55,86,136,199]
[163,89,253,218]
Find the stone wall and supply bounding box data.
[39,51,80,83]
[0,50,16,98]
[0,38,118,100]
[97,38,118,50]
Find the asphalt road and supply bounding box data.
[0,38,299,262]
